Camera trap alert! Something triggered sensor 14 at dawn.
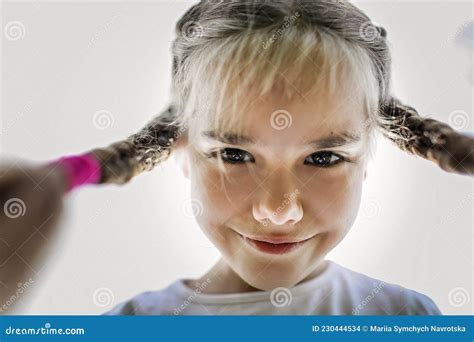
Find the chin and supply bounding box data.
[236,263,303,291]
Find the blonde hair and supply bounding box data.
[175,19,381,165]
[87,0,474,184]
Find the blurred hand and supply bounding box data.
[0,161,67,313]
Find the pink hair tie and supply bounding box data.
[50,153,102,193]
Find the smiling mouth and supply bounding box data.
[238,234,312,255]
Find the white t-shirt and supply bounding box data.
[103,260,442,315]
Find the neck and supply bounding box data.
[185,257,329,295]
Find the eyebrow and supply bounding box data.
[202,130,362,149]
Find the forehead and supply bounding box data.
[190,84,368,147]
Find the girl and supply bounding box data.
[1,0,473,315]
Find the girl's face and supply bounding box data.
[178,86,369,291]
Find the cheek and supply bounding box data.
[188,162,253,243]
[302,166,364,235]
[188,151,365,243]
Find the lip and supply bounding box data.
[239,234,312,255]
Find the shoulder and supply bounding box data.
[329,261,442,315]
[102,281,184,316]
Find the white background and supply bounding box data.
[1,0,473,315]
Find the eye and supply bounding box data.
[304,151,345,168]
[209,148,255,164]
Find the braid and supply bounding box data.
[380,97,474,176]
[87,104,183,185]
[82,0,473,183]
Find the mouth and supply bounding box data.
[238,233,313,255]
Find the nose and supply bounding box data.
[252,168,303,227]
